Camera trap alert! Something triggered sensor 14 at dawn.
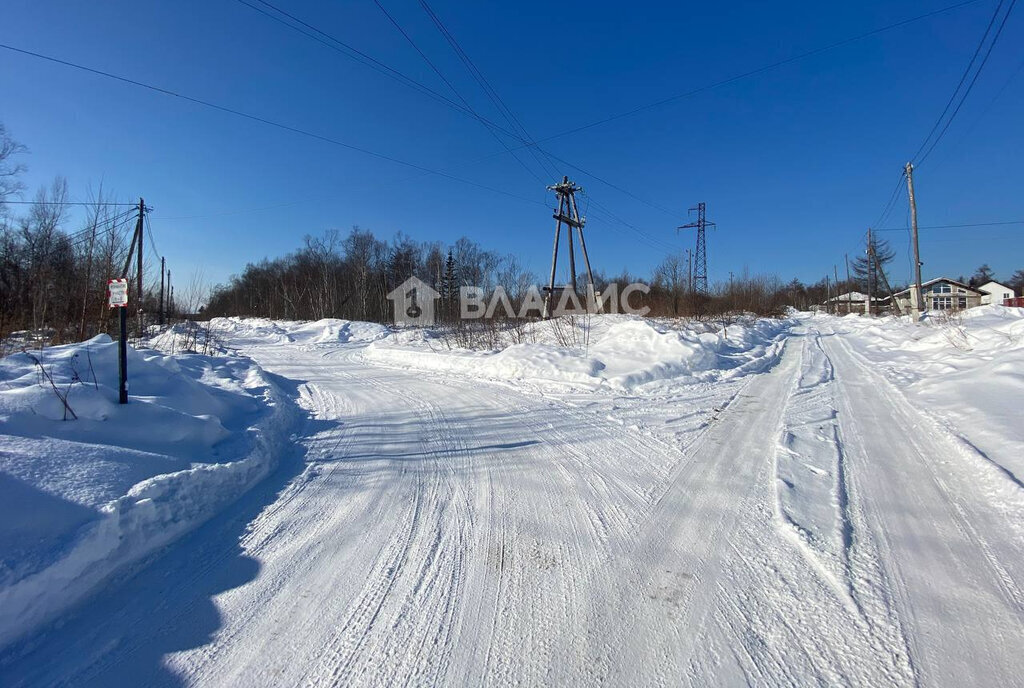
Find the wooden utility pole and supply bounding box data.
[905,162,924,319]
[686,249,692,292]
[834,264,840,314]
[866,228,873,316]
[825,274,831,314]
[134,198,145,339]
[119,303,128,403]
[121,224,138,279]
[159,257,165,326]
[543,176,594,318]
[845,254,853,315]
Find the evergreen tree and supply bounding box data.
[1008,269,1024,295]
[442,248,457,321]
[851,236,896,296]
[969,264,994,287]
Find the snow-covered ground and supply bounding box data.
[1,310,1022,686]
[0,335,297,649]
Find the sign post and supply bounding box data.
[108,279,129,404]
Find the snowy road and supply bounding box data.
[2,319,1022,686]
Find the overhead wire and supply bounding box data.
[1,200,137,207]
[370,0,546,184]
[914,0,1018,165]
[583,193,678,253]
[22,206,139,264]
[25,205,138,249]
[364,0,680,247]
[144,213,161,264]
[415,0,561,182]
[402,0,687,250]
[910,0,1007,163]
[421,16,674,214]
[0,42,552,210]
[529,0,985,147]
[230,0,510,136]
[875,219,1024,231]
[872,171,907,231]
[270,0,668,214]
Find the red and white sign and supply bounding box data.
[107,278,128,308]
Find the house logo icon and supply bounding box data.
[387,276,441,326]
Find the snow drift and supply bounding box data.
[201,317,390,350]
[0,336,295,648]
[830,306,1024,484]
[363,315,792,392]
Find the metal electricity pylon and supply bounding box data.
[678,202,715,295]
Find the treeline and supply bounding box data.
[0,177,163,348]
[206,226,808,323]
[3,120,916,347]
[205,229,537,322]
[1,125,189,349]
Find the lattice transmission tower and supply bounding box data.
[678,202,715,295]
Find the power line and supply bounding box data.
[23,207,139,263]
[409,0,675,216]
[872,171,907,230]
[875,219,1024,231]
[0,42,551,209]
[231,0,505,136]
[583,194,678,253]
[860,0,1015,271]
[144,213,161,264]
[531,0,984,146]
[257,0,669,214]
[927,52,1024,170]
[910,0,1007,163]
[1,200,137,207]
[153,200,306,221]
[415,0,561,182]
[914,0,1018,165]
[275,0,667,215]
[549,154,676,216]
[370,0,547,184]
[232,0,555,151]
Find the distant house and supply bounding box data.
[977,280,1015,306]
[892,278,984,313]
[813,291,882,315]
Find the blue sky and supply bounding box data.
[2,0,1023,290]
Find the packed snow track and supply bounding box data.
[2,315,1022,686]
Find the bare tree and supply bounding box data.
[653,253,688,316]
[0,123,27,211]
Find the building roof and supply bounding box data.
[977,280,1014,295]
[825,291,876,303]
[893,277,984,297]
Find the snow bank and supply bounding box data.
[205,317,390,349]
[0,336,296,648]
[286,319,391,345]
[827,305,1024,486]
[363,315,792,392]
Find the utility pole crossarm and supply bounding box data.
[553,212,584,228]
